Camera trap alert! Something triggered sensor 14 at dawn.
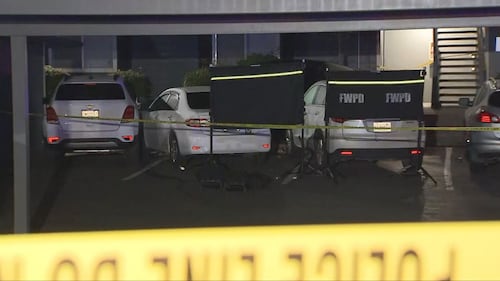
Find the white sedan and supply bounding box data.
[142,86,271,164]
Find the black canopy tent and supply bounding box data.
[325,70,425,121]
[209,62,304,126]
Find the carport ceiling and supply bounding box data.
[2,0,500,35]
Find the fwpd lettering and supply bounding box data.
[386,92,412,103]
[339,93,365,104]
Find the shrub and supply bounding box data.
[44,66,152,100]
[44,65,68,98]
[183,67,210,87]
[115,68,152,99]
[237,53,280,66]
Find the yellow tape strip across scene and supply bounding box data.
[211,70,303,81]
[50,114,500,132]
[1,110,498,132]
[328,79,425,85]
[0,221,500,280]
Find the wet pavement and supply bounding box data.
[2,107,500,234]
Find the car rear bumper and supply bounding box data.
[46,137,137,151]
[177,132,271,155]
[467,142,500,162]
[328,138,424,152]
[44,123,138,149]
[330,147,424,162]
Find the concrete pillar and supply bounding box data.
[11,36,30,233]
[28,39,45,152]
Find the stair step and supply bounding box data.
[440,57,477,61]
[437,44,479,48]
[437,28,477,33]
[439,50,477,54]
[439,93,476,97]
[439,63,477,67]
[439,86,478,90]
[437,35,478,40]
[440,71,478,76]
[439,79,479,82]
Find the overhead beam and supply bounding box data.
[1,0,500,15]
[2,16,500,36]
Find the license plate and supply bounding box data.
[223,128,252,134]
[81,110,99,118]
[373,122,392,132]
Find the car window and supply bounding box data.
[313,85,326,105]
[488,91,500,107]
[187,91,210,109]
[55,83,125,100]
[167,92,180,110]
[304,85,319,105]
[149,94,173,111]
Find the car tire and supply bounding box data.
[309,131,326,167]
[284,129,298,155]
[169,133,183,166]
[466,148,485,173]
[140,138,156,165]
[125,141,141,163]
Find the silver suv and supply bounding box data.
[42,73,139,155]
[459,77,500,172]
[290,80,425,169]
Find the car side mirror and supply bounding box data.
[458,98,472,107]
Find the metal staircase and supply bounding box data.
[434,27,484,107]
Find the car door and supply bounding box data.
[304,83,326,138]
[143,92,174,151]
[293,82,323,143]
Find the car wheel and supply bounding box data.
[466,148,485,173]
[311,132,325,167]
[284,129,297,155]
[125,141,141,163]
[169,133,182,165]
[139,136,154,164]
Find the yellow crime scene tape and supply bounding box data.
[1,110,500,132]
[0,110,497,132]
[1,221,500,280]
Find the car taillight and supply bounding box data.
[121,106,135,122]
[411,149,422,155]
[186,118,209,127]
[122,135,134,141]
[330,117,346,123]
[477,110,500,123]
[47,136,60,144]
[46,106,59,124]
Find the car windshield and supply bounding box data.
[186,91,210,109]
[55,83,125,100]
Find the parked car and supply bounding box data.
[141,86,271,164]
[459,77,500,172]
[288,80,425,169]
[42,73,140,156]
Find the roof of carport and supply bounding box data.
[1,0,500,35]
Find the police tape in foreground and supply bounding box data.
[1,221,500,280]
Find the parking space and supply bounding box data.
[2,142,500,234]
